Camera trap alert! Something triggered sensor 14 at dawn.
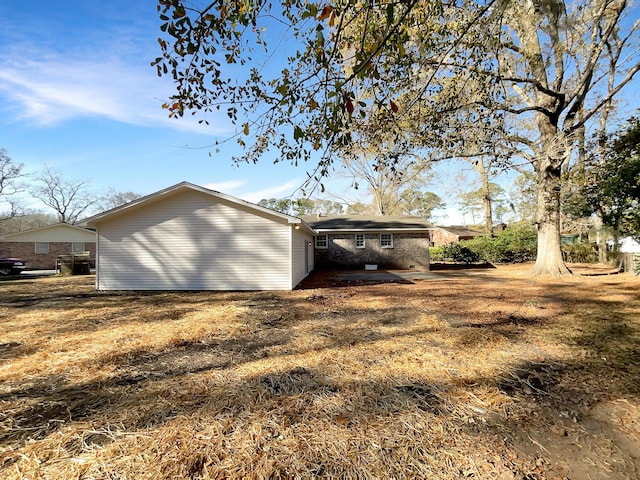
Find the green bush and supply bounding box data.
[429,246,445,262]
[433,226,611,265]
[462,224,538,263]
[562,243,598,263]
[430,243,482,263]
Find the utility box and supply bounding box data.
[57,252,91,275]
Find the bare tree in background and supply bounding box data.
[0,149,24,196]
[30,167,100,224]
[0,149,25,216]
[0,209,58,235]
[99,188,142,211]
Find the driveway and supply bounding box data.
[0,269,96,280]
[333,270,442,283]
[297,266,496,288]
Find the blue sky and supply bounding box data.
[0,1,311,210]
[0,0,473,224]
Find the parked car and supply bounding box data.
[0,257,29,275]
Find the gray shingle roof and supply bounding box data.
[300,215,433,232]
[437,226,483,237]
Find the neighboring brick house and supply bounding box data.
[301,215,433,270]
[0,224,96,269]
[430,226,483,246]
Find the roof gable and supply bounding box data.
[85,182,310,231]
[1,223,96,242]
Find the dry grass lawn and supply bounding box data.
[1,264,639,479]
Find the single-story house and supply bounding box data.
[621,236,640,254]
[301,215,433,270]
[0,223,96,269]
[84,182,315,291]
[608,236,640,254]
[430,226,483,246]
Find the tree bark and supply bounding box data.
[532,121,572,276]
[482,172,493,236]
[533,183,571,277]
[597,219,608,263]
[474,158,494,236]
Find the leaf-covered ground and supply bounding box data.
[1,265,639,479]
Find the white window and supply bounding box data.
[355,233,365,249]
[72,242,85,253]
[315,234,328,249]
[35,242,49,254]
[380,234,394,248]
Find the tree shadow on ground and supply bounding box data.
[430,262,496,270]
[1,273,639,478]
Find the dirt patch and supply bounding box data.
[0,265,639,479]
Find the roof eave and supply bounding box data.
[315,227,433,233]
[1,223,95,238]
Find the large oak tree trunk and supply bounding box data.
[482,191,493,236]
[597,220,608,263]
[477,160,494,236]
[532,120,572,276]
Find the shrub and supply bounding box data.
[562,243,598,263]
[431,243,482,264]
[434,226,614,265]
[429,246,445,262]
[462,224,538,263]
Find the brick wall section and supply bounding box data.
[430,228,483,246]
[315,233,430,270]
[430,229,460,246]
[0,242,96,269]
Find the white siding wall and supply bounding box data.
[291,229,314,288]
[96,190,293,290]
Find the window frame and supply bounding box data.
[71,242,85,253]
[355,233,366,249]
[35,242,49,254]
[315,234,328,249]
[380,233,394,248]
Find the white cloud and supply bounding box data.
[203,179,247,192]
[203,178,304,202]
[0,54,230,135]
[239,178,305,203]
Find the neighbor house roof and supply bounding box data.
[435,226,483,238]
[84,181,315,234]
[1,223,97,242]
[301,215,433,232]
